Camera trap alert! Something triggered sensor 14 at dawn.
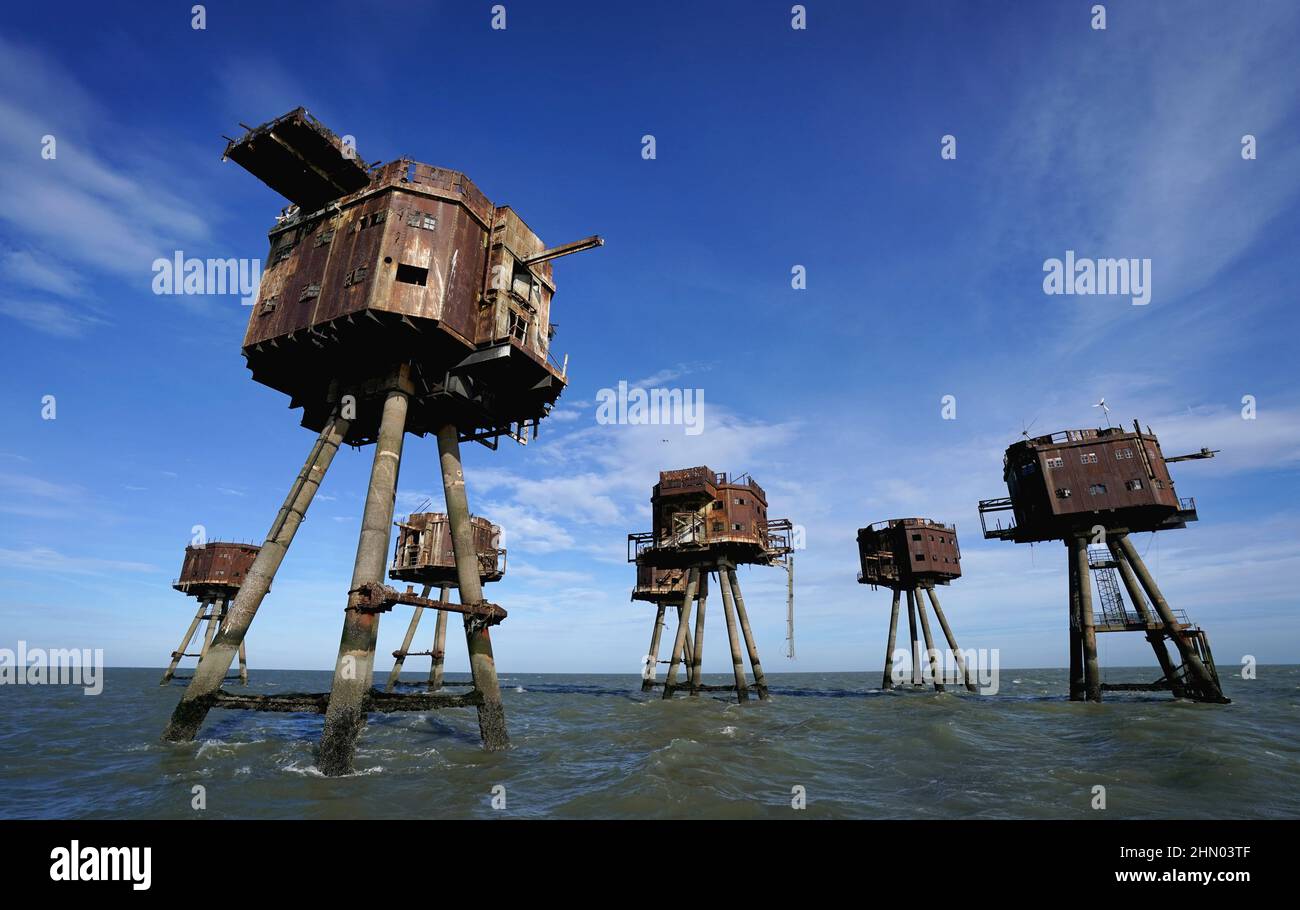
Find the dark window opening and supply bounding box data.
[1089,483,1107,495]
[396,264,428,286]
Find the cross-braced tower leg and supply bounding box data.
[882,588,901,690]
[906,588,922,687]
[386,584,432,692]
[162,400,352,742]
[1114,533,1227,703]
[1071,535,1102,702]
[642,603,667,691]
[160,599,208,686]
[726,568,768,700]
[689,571,709,696]
[925,586,976,692]
[718,563,750,702]
[662,569,700,698]
[319,374,413,775]
[1106,537,1186,697]
[428,585,451,691]
[914,586,945,691]
[437,423,510,749]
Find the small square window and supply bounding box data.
[299,283,320,301]
[1081,452,1098,464]
[1126,479,1143,491]
[1055,488,1072,499]
[732,523,743,531]
[1046,457,1064,469]
[1089,483,1107,495]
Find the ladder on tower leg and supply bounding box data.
[1088,546,1129,627]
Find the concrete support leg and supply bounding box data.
[718,566,750,703]
[437,423,510,749]
[198,599,220,662]
[882,588,901,690]
[160,600,207,685]
[727,568,768,700]
[926,586,976,693]
[318,378,412,775]
[385,584,432,692]
[689,573,709,696]
[163,404,351,742]
[641,603,667,691]
[1115,534,1227,703]
[428,585,450,691]
[662,569,699,698]
[1108,537,1185,696]
[681,607,695,677]
[237,639,248,686]
[1072,536,1102,702]
[1068,541,1084,701]
[914,587,945,691]
[906,588,922,687]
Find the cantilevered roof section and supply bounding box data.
[222,107,370,212]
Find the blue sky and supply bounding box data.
[0,1,1297,674]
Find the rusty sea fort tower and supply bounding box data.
[856,519,978,692]
[161,108,601,774]
[160,542,259,686]
[978,420,1227,703]
[629,467,795,703]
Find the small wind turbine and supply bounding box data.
[1093,398,1112,428]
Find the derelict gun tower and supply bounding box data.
[629,466,794,703]
[978,420,1226,703]
[162,108,601,774]
[160,542,259,686]
[857,518,976,692]
[384,512,505,693]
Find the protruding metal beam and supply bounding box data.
[521,235,604,266]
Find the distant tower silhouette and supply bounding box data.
[629,466,794,702]
[857,518,976,692]
[384,512,505,692]
[161,542,259,686]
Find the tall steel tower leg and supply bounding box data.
[319,378,412,775]
[1107,537,1186,697]
[882,588,901,691]
[689,571,709,696]
[914,586,945,691]
[160,600,208,686]
[436,422,511,750]
[1114,534,1227,703]
[163,403,352,742]
[428,585,451,691]
[662,569,699,698]
[642,603,667,691]
[386,584,432,692]
[719,564,750,702]
[1072,536,1102,702]
[727,568,768,700]
[926,587,976,692]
